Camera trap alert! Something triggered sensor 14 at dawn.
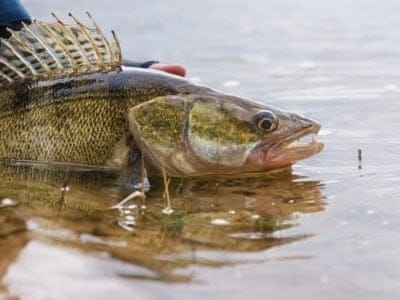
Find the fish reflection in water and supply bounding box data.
[0,165,324,291]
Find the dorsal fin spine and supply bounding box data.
[0,38,38,75]
[51,13,64,24]
[22,22,64,69]
[7,27,51,72]
[69,13,103,69]
[86,12,113,64]
[0,70,14,83]
[111,30,122,63]
[52,14,91,67]
[0,57,25,79]
[37,22,77,70]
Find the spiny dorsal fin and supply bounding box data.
[0,12,121,87]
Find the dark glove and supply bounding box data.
[122,59,159,69]
[0,0,31,38]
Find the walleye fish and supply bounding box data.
[0,13,323,189]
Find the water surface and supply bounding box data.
[1,0,400,299]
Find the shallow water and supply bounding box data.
[1,0,400,299]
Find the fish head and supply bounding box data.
[128,92,323,177]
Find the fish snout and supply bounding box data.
[287,112,321,133]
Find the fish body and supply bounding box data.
[0,69,185,168]
[0,15,323,186]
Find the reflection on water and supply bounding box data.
[0,165,323,295]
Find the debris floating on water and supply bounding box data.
[210,218,231,226]
[358,149,362,170]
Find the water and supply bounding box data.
[1,0,400,299]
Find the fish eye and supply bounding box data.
[255,110,278,132]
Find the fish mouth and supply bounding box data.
[247,124,324,170]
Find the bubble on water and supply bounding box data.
[228,210,236,214]
[210,218,230,226]
[26,220,39,231]
[162,207,174,215]
[382,220,389,226]
[288,199,295,204]
[1,198,17,207]
[250,214,260,221]
[366,210,375,215]
[222,80,240,87]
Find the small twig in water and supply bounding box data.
[358,148,362,170]
[160,160,172,209]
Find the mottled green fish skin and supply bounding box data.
[189,101,259,145]
[0,69,191,167]
[0,67,322,177]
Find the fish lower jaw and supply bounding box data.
[245,131,323,171]
[268,134,323,166]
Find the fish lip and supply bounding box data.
[247,123,323,169]
[271,123,321,153]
